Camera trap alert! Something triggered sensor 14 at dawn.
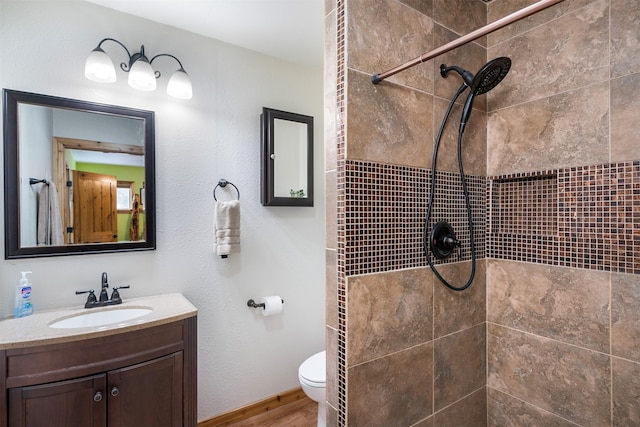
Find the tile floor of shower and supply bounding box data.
[225,397,317,426]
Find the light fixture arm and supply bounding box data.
[149,53,187,79]
[95,39,186,78]
[95,38,136,71]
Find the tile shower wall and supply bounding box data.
[486,0,640,426]
[327,0,490,425]
[324,0,340,425]
[327,0,639,426]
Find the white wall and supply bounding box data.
[0,0,325,421]
[18,104,53,246]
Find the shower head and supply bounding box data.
[440,57,511,95]
[441,57,512,132]
[470,57,511,95]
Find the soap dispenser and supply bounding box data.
[14,271,33,318]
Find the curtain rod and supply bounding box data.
[371,0,566,84]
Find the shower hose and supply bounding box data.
[423,83,477,291]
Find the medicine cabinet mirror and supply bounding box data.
[3,89,156,258]
[260,107,313,207]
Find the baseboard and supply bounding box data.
[198,387,307,427]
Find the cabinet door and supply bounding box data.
[108,352,183,427]
[9,374,107,427]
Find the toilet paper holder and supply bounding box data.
[247,298,284,309]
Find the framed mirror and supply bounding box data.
[260,107,313,207]
[3,89,155,258]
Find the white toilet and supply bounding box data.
[298,351,326,427]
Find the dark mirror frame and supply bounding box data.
[3,89,156,258]
[260,107,314,207]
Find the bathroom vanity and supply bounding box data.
[0,293,197,427]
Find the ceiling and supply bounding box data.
[84,0,325,66]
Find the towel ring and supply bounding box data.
[213,179,240,201]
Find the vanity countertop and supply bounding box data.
[0,293,197,350]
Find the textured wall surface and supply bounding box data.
[0,0,325,421]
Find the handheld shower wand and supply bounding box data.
[424,57,511,292]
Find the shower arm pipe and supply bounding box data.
[371,0,565,84]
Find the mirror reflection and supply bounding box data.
[273,118,309,198]
[3,89,155,258]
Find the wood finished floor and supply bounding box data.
[225,397,317,427]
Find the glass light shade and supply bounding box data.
[128,58,157,91]
[166,69,193,99]
[85,47,116,83]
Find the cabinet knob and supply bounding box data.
[93,391,103,402]
[111,387,120,397]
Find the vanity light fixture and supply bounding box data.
[85,38,192,99]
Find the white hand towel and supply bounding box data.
[214,200,240,257]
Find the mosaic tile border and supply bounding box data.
[488,161,640,274]
[345,160,487,276]
[335,0,347,425]
[343,160,640,277]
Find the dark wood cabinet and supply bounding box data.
[1,316,197,427]
[9,374,107,427]
[108,353,183,427]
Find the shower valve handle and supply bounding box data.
[430,221,461,260]
[442,236,460,248]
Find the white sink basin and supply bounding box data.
[49,307,153,329]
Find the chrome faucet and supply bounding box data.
[76,272,130,308]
